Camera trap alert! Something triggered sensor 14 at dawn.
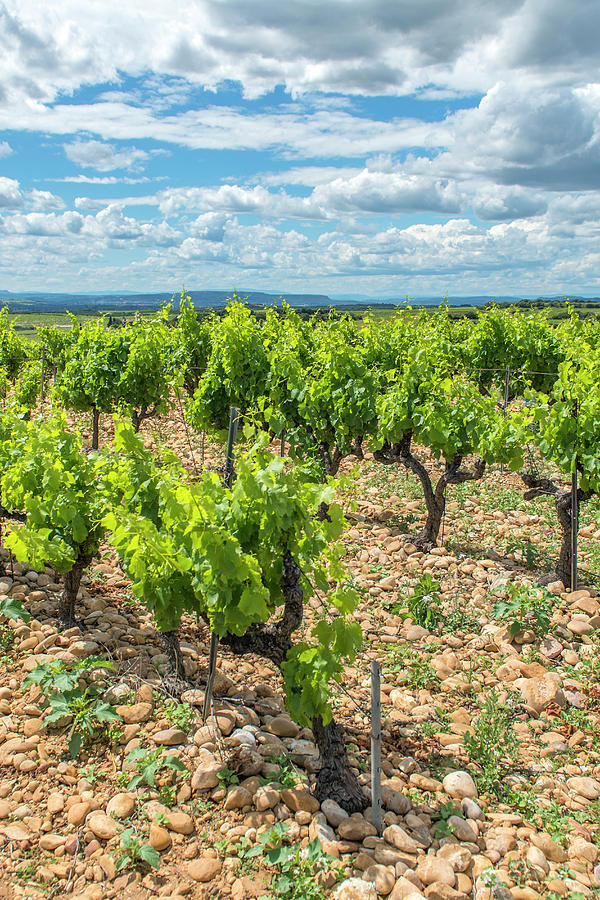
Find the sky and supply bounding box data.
[0,0,599,298]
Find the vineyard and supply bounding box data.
[0,298,599,900]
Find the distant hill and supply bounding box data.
[0,290,333,313]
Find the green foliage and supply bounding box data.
[403,573,443,629]
[55,312,176,427]
[23,656,120,757]
[160,700,196,733]
[383,644,440,689]
[170,293,213,396]
[251,823,340,900]
[115,827,160,871]
[0,413,105,575]
[432,801,464,838]
[492,582,552,639]
[0,624,15,649]
[104,423,360,726]
[186,300,270,430]
[0,308,29,381]
[464,690,519,796]
[464,304,565,396]
[216,767,240,789]
[261,754,302,789]
[126,746,188,790]
[0,595,31,623]
[264,315,378,478]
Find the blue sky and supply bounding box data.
[0,0,599,297]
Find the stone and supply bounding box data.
[519,677,566,715]
[230,746,264,777]
[224,786,253,810]
[442,771,477,800]
[67,800,94,826]
[281,788,320,813]
[39,833,65,851]
[115,702,153,724]
[525,845,549,874]
[382,787,412,816]
[255,787,280,811]
[191,756,221,791]
[149,823,172,851]
[484,828,517,858]
[165,811,194,834]
[187,857,222,882]
[337,815,377,841]
[362,864,396,895]
[406,625,430,641]
[461,798,484,820]
[383,824,420,854]
[23,717,44,737]
[389,877,426,899]
[447,816,478,843]
[438,844,472,872]
[416,857,456,887]
[333,878,378,900]
[568,837,598,863]
[87,813,118,841]
[567,776,600,800]
[47,793,65,814]
[106,793,135,819]
[152,727,187,746]
[423,886,462,900]
[531,831,567,862]
[322,798,349,827]
[0,823,29,840]
[263,716,300,738]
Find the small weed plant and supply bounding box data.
[433,802,464,838]
[261,754,302,789]
[492,582,552,640]
[402,573,444,629]
[464,690,519,796]
[115,827,160,871]
[217,767,240,789]
[161,700,196,733]
[254,824,341,900]
[126,746,188,791]
[23,656,120,757]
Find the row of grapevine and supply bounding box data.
[0,408,365,808]
[3,298,600,587]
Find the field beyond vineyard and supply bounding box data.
[0,301,599,900]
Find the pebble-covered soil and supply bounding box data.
[0,411,599,900]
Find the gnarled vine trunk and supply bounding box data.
[159,629,191,697]
[131,404,158,433]
[221,550,366,813]
[522,472,593,588]
[374,432,486,550]
[58,551,93,629]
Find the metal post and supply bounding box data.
[224,407,239,489]
[571,468,578,591]
[500,366,510,476]
[202,632,219,723]
[371,661,382,835]
[280,432,285,457]
[40,347,46,405]
[203,407,240,721]
[503,365,510,412]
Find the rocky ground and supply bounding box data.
[0,410,599,900]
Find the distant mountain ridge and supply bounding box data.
[0,290,599,313]
[0,290,334,313]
